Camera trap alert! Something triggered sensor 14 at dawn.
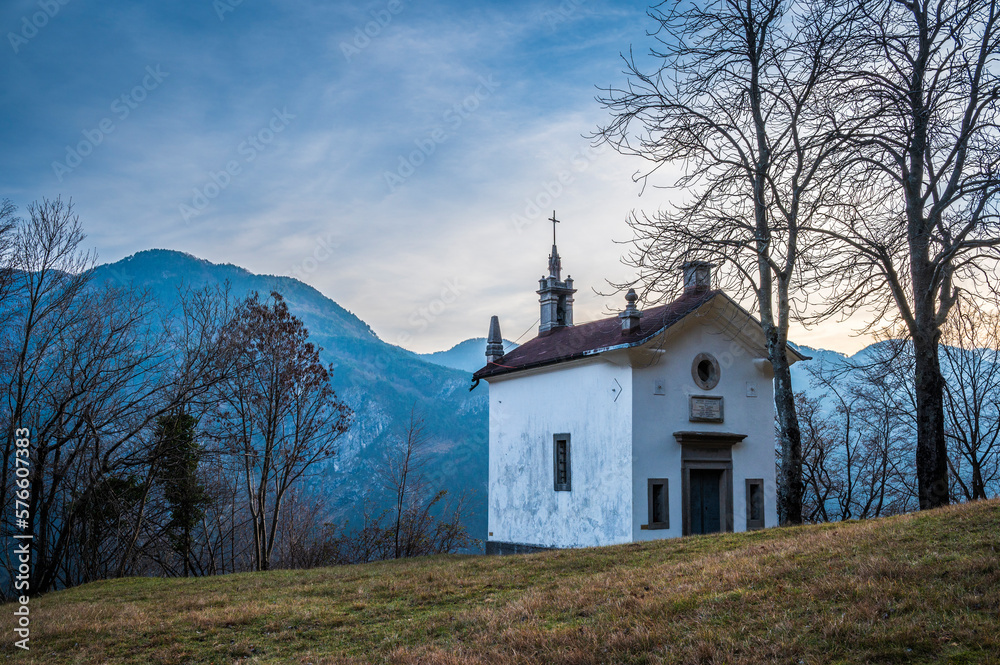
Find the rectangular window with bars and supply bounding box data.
[553,434,571,491]
[647,478,669,529]
[746,478,765,530]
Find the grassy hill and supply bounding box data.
[3,500,998,664]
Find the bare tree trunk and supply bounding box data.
[393,434,412,560]
[116,465,157,578]
[773,349,803,524]
[913,326,950,508]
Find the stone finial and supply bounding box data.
[486,315,504,363]
[547,244,562,280]
[618,288,642,335]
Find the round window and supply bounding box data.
[691,353,720,390]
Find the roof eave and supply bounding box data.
[472,290,816,378]
[472,320,691,381]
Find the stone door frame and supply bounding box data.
[674,431,746,536]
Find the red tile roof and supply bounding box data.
[472,288,721,381]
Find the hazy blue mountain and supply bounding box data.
[791,345,850,392]
[418,338,518,373]
[791,341,908,403]
[90,250,489,541]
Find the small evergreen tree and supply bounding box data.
[154,412,207,577]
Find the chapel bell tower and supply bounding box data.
[537,211,576,334]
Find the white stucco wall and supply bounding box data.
[629,314,779,541]
[486,354,633,549]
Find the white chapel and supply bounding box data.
[472,231,805,554]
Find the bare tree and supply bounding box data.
[0,199,91,532]
[0,200,246,595]
[214,291,352,572]
[0,199,98,592]
[942,299,1000,500]
[796,392,842,523]
[799,336,922,522]
[790,301,999,524]
[11,284,184,591]
[111,284,242,579]
[195,449,256,575]
[331,500,393,564]
[595,0,858,523]
[0,207,362,589]
[380,407,431,559]
[809,0,1000,509]
[847,341,920,518]
[272,486,340,570]
[378,409,475,559]
[0,198,18,312]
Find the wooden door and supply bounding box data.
[689,469,722,534]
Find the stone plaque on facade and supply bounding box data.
[689,395,724,423]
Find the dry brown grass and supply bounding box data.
[2,499,999,664]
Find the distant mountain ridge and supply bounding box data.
[417,338,518,374]
[101,249,378,341]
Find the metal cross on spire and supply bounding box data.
[546,211,563,279]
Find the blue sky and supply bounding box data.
[1,0,866,354]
